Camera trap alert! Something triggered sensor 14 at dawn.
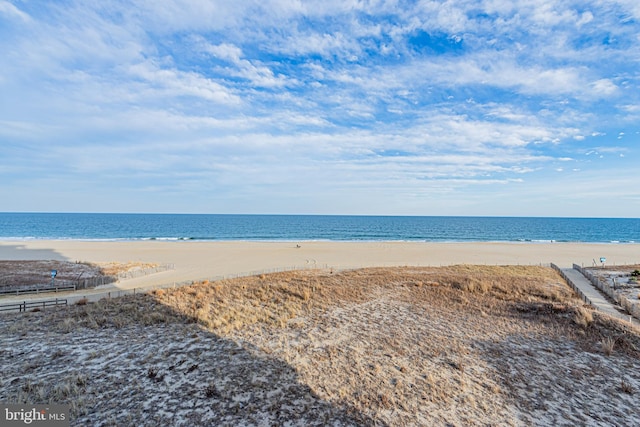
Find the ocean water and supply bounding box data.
[0,213,638,243]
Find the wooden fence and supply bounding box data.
[0,264,175,293]
[45,264,333,304]
[0,298,68,313]
[0,284,76,296]
[72,264,174,289]
[573,264,640,321]
[550,263,592,305]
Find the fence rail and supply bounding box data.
[0,285,76,296]
[0,298,68,312]
[574,264,640,322]
[550,263,591,305]
[0,264,175,294]
[60,264,334,303]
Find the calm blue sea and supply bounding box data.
[0,213,638,243]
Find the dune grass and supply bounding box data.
[145,265,575,335]
[3,265,640,426]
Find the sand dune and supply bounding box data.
[2,266,639,426]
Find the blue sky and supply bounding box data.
[1,0,639,217]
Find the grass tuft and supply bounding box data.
[601,337,615,356]
[620,379,634,394]
[574,306,593,328]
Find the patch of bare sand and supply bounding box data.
[1,266,639,426]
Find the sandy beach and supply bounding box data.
[2,265,640,426]
[2,240,639,291]
[2,241,640,426]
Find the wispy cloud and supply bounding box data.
[0,0,638,216]
[0,0,30,22]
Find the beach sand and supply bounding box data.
[2,242,640,425]
[2,266,640,426]
[1,240,639,292]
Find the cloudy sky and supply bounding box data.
[1,0,639,216]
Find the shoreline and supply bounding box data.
[1,237,637,243]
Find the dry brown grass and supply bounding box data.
[602,336,615,356]
[4,265,640,426]
[141,265,577,337]
[151,270,335,333]
[574,306,594,328]
[620,379,635,394]
[0,260,160,291]
[95,261,160,276]
[13,293,192,334]
[0,260,102,288]
[9,265,638,352]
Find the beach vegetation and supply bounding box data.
[4,265,640,425]
[204,383,219,398]
[574,306,594,328]
[601,336,615,355]
[620,379,634,394]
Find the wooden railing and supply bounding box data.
[0,298,68,312]
[574,264,640,321]
[0,284,76,296]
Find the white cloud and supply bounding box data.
[204,42,244,62]
[577,11,594,26]
[278,32,352,57]
[590,79,618,96]
[372,55,587,97]
[1,0,639,215]
[127,61,242,104]
[130,0,255,32]
[201,42,291,88]
[0,0,30,22]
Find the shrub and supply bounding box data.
[574,306,593,328]
[620,379,634,394]
[204,383,219,398]
[601,337,615,356]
